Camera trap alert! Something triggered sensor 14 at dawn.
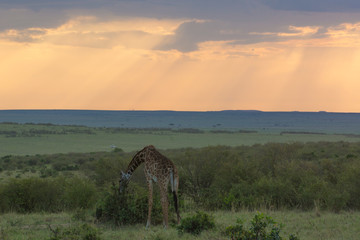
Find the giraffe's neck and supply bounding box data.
[125,150,146,176]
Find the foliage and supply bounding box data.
[64,177,97,210]
[167,143,360,211]
[0,177,64,213]
[224,213,299,240]
[0,227,9,240]
[1,142,360,212]
[49,223,101,240]
[176,211,215,235]
[0,122,95,138]
[95,182,163,226]
[0,177,97,213]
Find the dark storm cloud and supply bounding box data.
[156,20,323,52]
[0,8,68,31]
[0,0,252,18]
[0,0,117,9]
[157,20,228,52]
[2,0,360,15]
[1,0,360,52]
[0,0,136,31]
[258,0,360,12]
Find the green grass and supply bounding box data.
[1,211,360,240]
[214,210,360,240]
[1,123,359,157]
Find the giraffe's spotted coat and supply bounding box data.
[119,145,180,228]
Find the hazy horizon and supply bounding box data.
[1,109,360,114]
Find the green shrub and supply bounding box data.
[176,211,215,235]
[0,227,9,240]
[49,223,101,240]
[93,158,125,185]
[224,213,299,240]
[1,178,64,213]
[340,161,360,209]
[64,177,97,210]
[40,166,58,178]
[2,142,360,212]
[113,147,124,153]
[96,182,162,226]
[0,177,97,213]
[72,208,88,222]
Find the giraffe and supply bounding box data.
[119,145,180,228]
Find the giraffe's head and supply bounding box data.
[119,171,131,193]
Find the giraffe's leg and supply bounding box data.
[146,180,153,228]
[159,185,169,228]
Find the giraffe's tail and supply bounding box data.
[170,170,181,224]
[173,191,179,216]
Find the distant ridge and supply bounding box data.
[1,110,360,134]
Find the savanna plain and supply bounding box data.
[1,122,360,239]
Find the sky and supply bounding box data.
[1,0,360,112]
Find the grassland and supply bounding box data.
[1,123,359,157]
[1,122,360,239]
[1,211,360,240]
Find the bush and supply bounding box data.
[64,177,97,210]
[176,211,215,235]
[96,182,162,226]
[0,178,64,213]
[2,142,360,212]
[93,158,125,185]
[49,223,101,240]
[0,177,97,213]
[0,227,8,240]
[224,213,299,240]
[40,167,58,178]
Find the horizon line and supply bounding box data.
[1,109,360,114]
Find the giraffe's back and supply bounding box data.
[144,146,177,180]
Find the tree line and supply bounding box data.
[1,141,360,213]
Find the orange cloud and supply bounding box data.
[324,22,360,47]
[250,25,321,37]
[270,22,360,48]
[0,16,186,49]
